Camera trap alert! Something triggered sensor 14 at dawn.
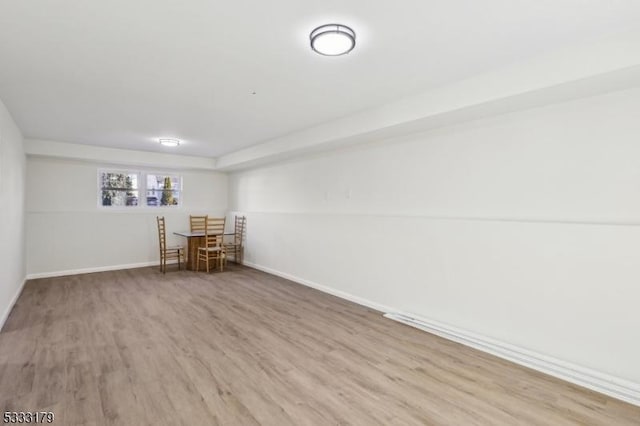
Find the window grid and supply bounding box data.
[98,169,182,208]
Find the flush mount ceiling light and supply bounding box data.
[310,24,356,56]
[159,138,180,147]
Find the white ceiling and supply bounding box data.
[1,0,639,157]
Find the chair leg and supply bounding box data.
[196,254,200,272]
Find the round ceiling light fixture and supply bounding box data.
[310,24,356,56]
[159,138,180,147]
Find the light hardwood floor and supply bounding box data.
[1,265,639,425]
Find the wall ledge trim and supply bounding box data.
[243,261,640,407]
[0,276,27,331]
[236,210,640,228]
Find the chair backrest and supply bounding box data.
[234,216,246,244]
[205,217,226,248]
[190,215,207,233]
[156,216,167,251]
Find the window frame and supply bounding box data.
[97,168,183,210]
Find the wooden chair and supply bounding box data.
[196,217,227,273]
[224,216,246,264]
[189,215,207,264]
[190,215,207,232]
[156,216,184,273]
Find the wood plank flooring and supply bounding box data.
[1,265,639,425]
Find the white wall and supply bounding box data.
[0,98,26,327]
[229,87,640,387]
[26,157,228,276]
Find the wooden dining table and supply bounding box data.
[174,230,236,270]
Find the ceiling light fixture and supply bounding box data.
[159,138,180,147]
[310,24,356,56]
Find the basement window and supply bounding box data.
[146,174,181,207]
[98,169,182,208]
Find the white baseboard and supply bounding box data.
[0,276,27,331]
[243,261,640,407]
[243,261,394,313]
[384,312,640,407]
[25,260,176,280]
